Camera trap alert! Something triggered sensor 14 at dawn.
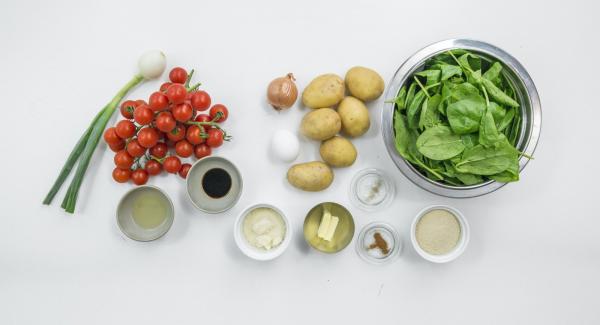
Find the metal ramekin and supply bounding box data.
[381,39,542,198]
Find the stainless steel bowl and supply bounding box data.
[382,39,541,198]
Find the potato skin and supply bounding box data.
[337,96,370,137]
[300,108,341,140]
[302,74,345,109]
[345,66,384,102]
[287,161,334,191]
[320,136,357,167]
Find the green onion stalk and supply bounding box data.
[43,50,166,213]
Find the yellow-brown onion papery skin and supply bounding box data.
[267,73,298,110]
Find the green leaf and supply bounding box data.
[415,69,441,86]
[419,94,441,130]
[461,133,479,149]
[407,90,426,130]
[447,97,486,134]
[440,64,463,81]
[489,156,520,182]
[479,104,505,148]
[405,83,417,110]
[497,107,515,132]
[392,86,407,110]
[416,125,465,160]
[483,62,503,85]
[456,172,484,185]
[393,110,414,163]
[458,53,481,71]
[481,78,519,108]
[455,141,518,175]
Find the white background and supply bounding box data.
[1,0,599,324]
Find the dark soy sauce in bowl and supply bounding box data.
[202,168,232,198]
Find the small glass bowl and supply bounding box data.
[355,222,401,265]
[349,168,396,211]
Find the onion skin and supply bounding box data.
[267,73,298,110]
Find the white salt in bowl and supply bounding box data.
[233,203,292,261]
[410,205,470,263]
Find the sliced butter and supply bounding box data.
[323,216,339,241]
[317,208,332,238]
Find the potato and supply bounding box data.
[337,96,370,137]
[345,66,385,102]
[302,74,345,109]
[320,136,357,167]
[287,161,334,191]
[300,108,341,140]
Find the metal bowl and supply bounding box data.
[381,39,541,198]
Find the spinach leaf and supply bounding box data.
[489,156,520,183]
[407,90,426,130]
[416,125,465,160]
[393,110,415,163]
[481,78,520,108]
[497,107,515,132]
[455,141,517,175]
[461,133,479,149]
[419,94,441,130]
[458,53,481,71]
[489,102,506,123]
[479,104,505,148]
[482,62,503,85]
[405,83,417,110]
[415,70,441,86]
[447,97,486,134]
[392,86,407,110]
[439,64,463,81]
[456,172,484,185]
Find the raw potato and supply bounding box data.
[337,96,370,137]
[300,108,341,141]
[345,66,385,101]
[302,74,345,109]
[320,136,357,167]
[287,161,334,191]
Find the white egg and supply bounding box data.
[270,130,300,162]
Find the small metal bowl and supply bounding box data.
[303,202,355,254]
[116,185,175,242]
[381,39,542,198]
[186,156,243,213]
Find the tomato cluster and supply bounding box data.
[103,67,230,185]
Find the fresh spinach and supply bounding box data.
[416,125,465,160]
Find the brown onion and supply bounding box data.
[267,73,298,110]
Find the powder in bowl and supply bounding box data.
[415,209,461,255]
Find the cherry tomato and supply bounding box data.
[131,169,149,186]
[206,129,224,147]
[150,142,168,158]
[133,105,154,125]
[209,104,229,122]
[103,127,121,145]
[108,139,126,152]
[120,100,137,119]
[194,114,212,131]
[194,144,212,159]
[163,156,182,174]
[126,139,146,157]
[160,82,172,92]
[169,67,188,84]
[155,111,176,133]
[166,84,187,104]
[172,103,193,122]
[135,100,147,106]
[149,91,169,111]
[186,125,205,145]
[145,160,162,176]
[166,124,186,142]
[137,127,159,148]
[190,91,211,111]
[178,163,191,179]
[115,120,136,139]
[112,167,131,183]
[114,150,134,169]
[175,140,193,158]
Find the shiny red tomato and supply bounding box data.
[178,163,191,179]
[194,114,212,131]
[155,111,176,133]
[131,169,149,185]
[175,140,194,158]
[108,139,125,152]
[133,105,154,125]
[206,129,224,147]
[112,167,131,183]
[209,104,228,122]
[186,125,205,145]
[103,127,121,145]
[166,84,187,104]
[137,127,159,148]
[126,139,146,157]
[166,124,186,142]
[163,156,182,174]
[160,82,172,92]
[172,103,193,122]
[115,120,136,139]
[149,91,169,111]
[190,91,211,111]
[145,160,162,176]
[149,142,168,158]
[194,144,211,159]
[114,150,134,169]
[120,100,138,119]
[169,67,188,84]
